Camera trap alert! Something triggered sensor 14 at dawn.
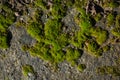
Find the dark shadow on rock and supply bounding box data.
[90,16,96,26]
[7,30,12,47]
[95,4,104,13]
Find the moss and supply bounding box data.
[74,0,87,8]
[29,42,54,62]
[18,0,116,71]
[94,13,102,22]
[21,45,30,51]
[90,27,108,45]
[103,1,119,8]
[0,4,15,49]
[96,66,120,76]
[51,2,67,19]
[115,14,120,27]
[66,48,83,66]
[85,39,102,57]
[27,22,44,41]
[22,64,35,76]
[77,64,86,72]
[50,50,65,64]
[106,13,115,27]
[75,8,92,32]
[34,0,47,10]
[109,1,119,8]
[111,15,120,37]
[44,19,62,40]
[102,45,110,52]
[111,27,120,37]
[0,34,9,49]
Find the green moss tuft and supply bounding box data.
[94,13,102,22]
[115,14,120,27]
[85,39,102,57]
[111,27,120,37]
[102,45,110,52]
[77,64,86,72]
[27,22,44,41]
[90,27,108,45]
[0,4,15,49]
[106,13,115,27]
[22,64,35,76]
[0,33,9,49]
[66,48,83,65]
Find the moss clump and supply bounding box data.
[21,45,30,51]
[111,14,120,37]
[109,1,119,8]
[90,27,108,45]
[29,42,54,62]
[102,45,110,52]
[75,8,93,32]
[0,33,9,49]
[0,5,15,49]
[27,22,44,41]
[51,1,67,19]
[77,64,86,72]
[106,13,115,27]
[66,48,83,66]
[115,14,120,27]
[111,27,120,37]
[94,13,102,22]
[44,19,62,40]
[85,40,102,57]
[22,64,35,76]
[96,66,120,76]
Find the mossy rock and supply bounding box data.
[22,64,35,76]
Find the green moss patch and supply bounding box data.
[90,27,108,45]
[106,13,115,27]
[0,4,15,49]
[84,40,103,57]
[111,27,120,37]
